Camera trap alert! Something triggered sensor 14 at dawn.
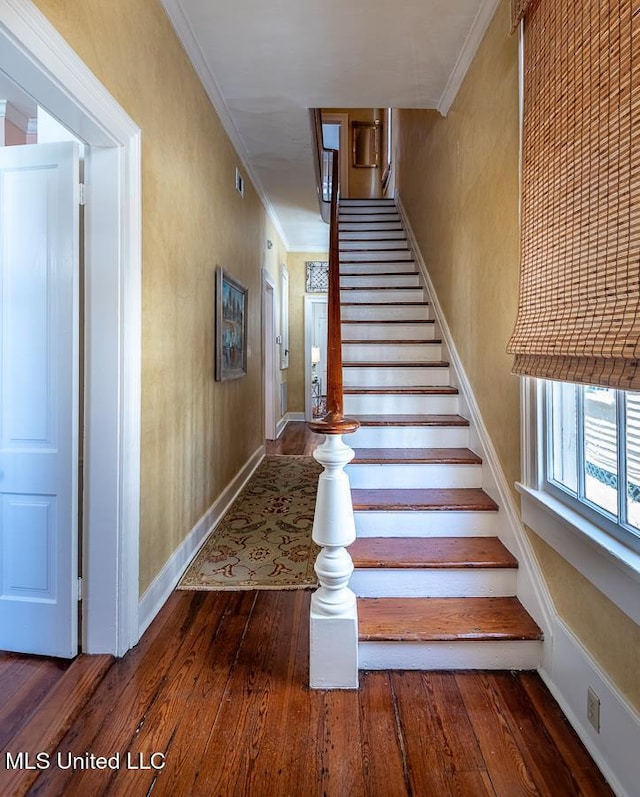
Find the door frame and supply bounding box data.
[304,294,328,422]
[0,1,142,656]
[262,270,277,441]
[321,112,349,197]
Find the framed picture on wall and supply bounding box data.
[215,266,248,381]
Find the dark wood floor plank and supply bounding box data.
[314,689,367,797]
[0,653,112,797]
[359,671,410,797]
[142,591,257,797]
[104,591,257,797]
[518,672,616,797]
[0,657,70,750]
[266,421,323,455]
[489,672,590,797]
[185,591,313,797]
[28,590,213,796]
[455,672,541,797]
[390,671,461,796]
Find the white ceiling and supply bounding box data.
[2,3,500,252]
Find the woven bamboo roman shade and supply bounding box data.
[510,0,536,32]
[507,0,640,390]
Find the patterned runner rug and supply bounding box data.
[179,456,321,590]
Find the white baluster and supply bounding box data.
[309,433,358,689]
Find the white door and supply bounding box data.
[0,142,80,657]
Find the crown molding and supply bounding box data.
[437,0,501,116]
[159,0,290,250]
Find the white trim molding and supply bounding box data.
[540,617,640,797]
[437,0,501,116]
[0,98,29,131]
[0,0,142,656]
[159,0,290,251]
[138,446,264,636]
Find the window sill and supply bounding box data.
[517,483,640,627]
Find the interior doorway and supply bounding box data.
[263,272,277,440]
[0,3,142,656]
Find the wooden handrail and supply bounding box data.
[309,146,360,436]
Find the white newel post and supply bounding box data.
[310,433,359,689]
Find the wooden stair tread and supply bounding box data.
[350,537,517,569]
[355,414,468,427]
[351,447,480,464]
[344,386,458,395]
[351,487,498,511]
[357,597,543,642]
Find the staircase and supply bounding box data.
[338,197,543,671]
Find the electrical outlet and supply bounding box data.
[587,687,600,732]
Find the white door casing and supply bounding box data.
[0,142,80,657]
[304,294,328,421]
[0,1,142,656]
[262,270,277,440]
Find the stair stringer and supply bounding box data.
[395,194,555,664]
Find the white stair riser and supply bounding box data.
[342,304,432,322]
[341,249,413,262]
[340,222,403,232]
[348,425,468,448]
[343,342,441,362]
[340,239,410,251]
[350,568,517,598]
[341,289,424,303]
[358,640,542,671]
[343,365,449,386]
[341,274,420,288]
[344,393,457,414]
[340,201,396,208]
[346,462,482,489]
[341,262,418,275]
[340,230,406,241]
[342,323,435,341]
[340,214,402,224]
[355,510,497,537]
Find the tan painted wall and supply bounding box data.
[32,0,284,594]
[394,0,640,711]
[287,252,329,413]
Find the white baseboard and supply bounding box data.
[395,195,554,637]
[540,618,640,797]
[275,412,305,438]
[138,445,264,637]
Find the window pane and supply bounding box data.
[626,393,640,530]
[549,381,578,493]
[584,387,618,517]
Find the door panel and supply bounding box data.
[0,142,80,657]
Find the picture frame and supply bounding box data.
[215,265,248,381]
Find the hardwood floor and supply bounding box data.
[265,421,323,455]
[0,424,614,796]
[0,588,613,797]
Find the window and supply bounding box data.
[545,381,640,553]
